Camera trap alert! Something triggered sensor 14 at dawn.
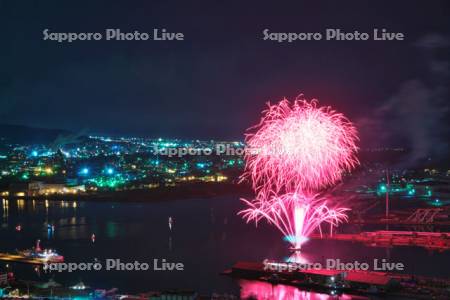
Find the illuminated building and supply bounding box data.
[20,181,86,196]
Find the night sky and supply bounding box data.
[0,1,449,157]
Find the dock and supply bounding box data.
[310,231,450,251]
[0,252,48,265]
[227,261,450,298]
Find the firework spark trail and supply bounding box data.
[240,193,350,249]
[240,95,359,249]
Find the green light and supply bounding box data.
[89,175,126,188]
[106,221,118,238]
[432,199,442,207]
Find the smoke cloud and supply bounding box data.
[358,34,449,166]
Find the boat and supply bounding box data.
[71,281,90,290]
[35,278,62,289]
[16,240,64,263]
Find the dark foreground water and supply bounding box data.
[0,197,449,298]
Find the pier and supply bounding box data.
[310,231,450,251]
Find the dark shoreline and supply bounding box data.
[3,182,254,203]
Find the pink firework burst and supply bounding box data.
[243,96,358,195]
[240,94,359,249]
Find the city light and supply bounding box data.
[196,163,206,169]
